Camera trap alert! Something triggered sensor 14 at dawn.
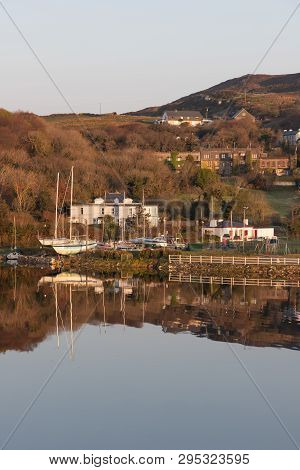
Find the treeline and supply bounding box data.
[0,109,280,246]
[83,118,280,152]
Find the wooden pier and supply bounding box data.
[169,254,300,267]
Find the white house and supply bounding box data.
[161,110,203,127]
[71,192,158,227]
[204,219,274,241]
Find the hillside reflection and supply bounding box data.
[1,267,300,354]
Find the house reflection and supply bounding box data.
[0,266,300,354]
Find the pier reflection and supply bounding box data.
[0,267,300,354]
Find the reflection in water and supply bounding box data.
[2,266,300,450]
[1,267,300,354]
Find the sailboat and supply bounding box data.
[7,217,21,261]
[39,167,97,255]
[39,172,69,247]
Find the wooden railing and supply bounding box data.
[168,273,300,288]
[169,254,300,266]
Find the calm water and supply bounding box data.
[0,266,300,449]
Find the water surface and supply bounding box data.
[0,267,300,449]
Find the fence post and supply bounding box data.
[232,256,234,265]
[189,254,192,264]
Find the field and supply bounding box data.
[43,113,153,130]
[264,187,300,218]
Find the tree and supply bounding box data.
[103,215,118,241]
[194,168,220,191]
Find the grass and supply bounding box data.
[43,113,153,130]
[264,187,300,218]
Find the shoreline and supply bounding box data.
[1,249,300,280]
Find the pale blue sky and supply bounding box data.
[0,0,299,115]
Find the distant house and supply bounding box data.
[258,155,296,176]
[161,110,203,127]
[230,108,256,122]
[283,129,300,146]
[198,147,265,176]
[204,219,274,241]
[71,192,158,227]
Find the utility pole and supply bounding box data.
[142,188,146,239]
[230,209,233,240]
[99,102,102,115]
[163,214,167,239]
[102,215,105,242]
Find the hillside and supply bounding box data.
[129,73,300,128]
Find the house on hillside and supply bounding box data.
[71,192,158,227]
[283,129,300,146]
[198,147,265,176]
[161,110,203,126]
[258,155,296,176]
[230,108,256,122]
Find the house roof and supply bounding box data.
[205,220,253,229]
[231,108,255,120]
[104,192,125,203]
[283,129,300,136]
[164,110,203,120]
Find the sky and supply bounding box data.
[0,0,299,115]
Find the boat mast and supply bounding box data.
[54,172,60,239]
[13,216,17,250]
[142,188,145,239]
[69,166,74,240]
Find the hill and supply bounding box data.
[129,73,300,128]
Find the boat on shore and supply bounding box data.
[51,239,98,255]
[130,237,168,248]
[38,168,97,255]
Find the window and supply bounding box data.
[101,208,104,215]
[80,208,83,215]
[112,208,115,214]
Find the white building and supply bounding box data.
[283,129,300,146]
[204,219,274,241]
[71,192,158,227]
[161,110,203,127]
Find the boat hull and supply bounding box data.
[52,241,97,255]
[38,238,69,247]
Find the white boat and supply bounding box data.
[38,168,97,256]
[52,239,98,255]
[6,251,20,261]
[38,237,70,247]
[130,237,168,248]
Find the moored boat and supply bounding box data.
[38,168,97,255]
